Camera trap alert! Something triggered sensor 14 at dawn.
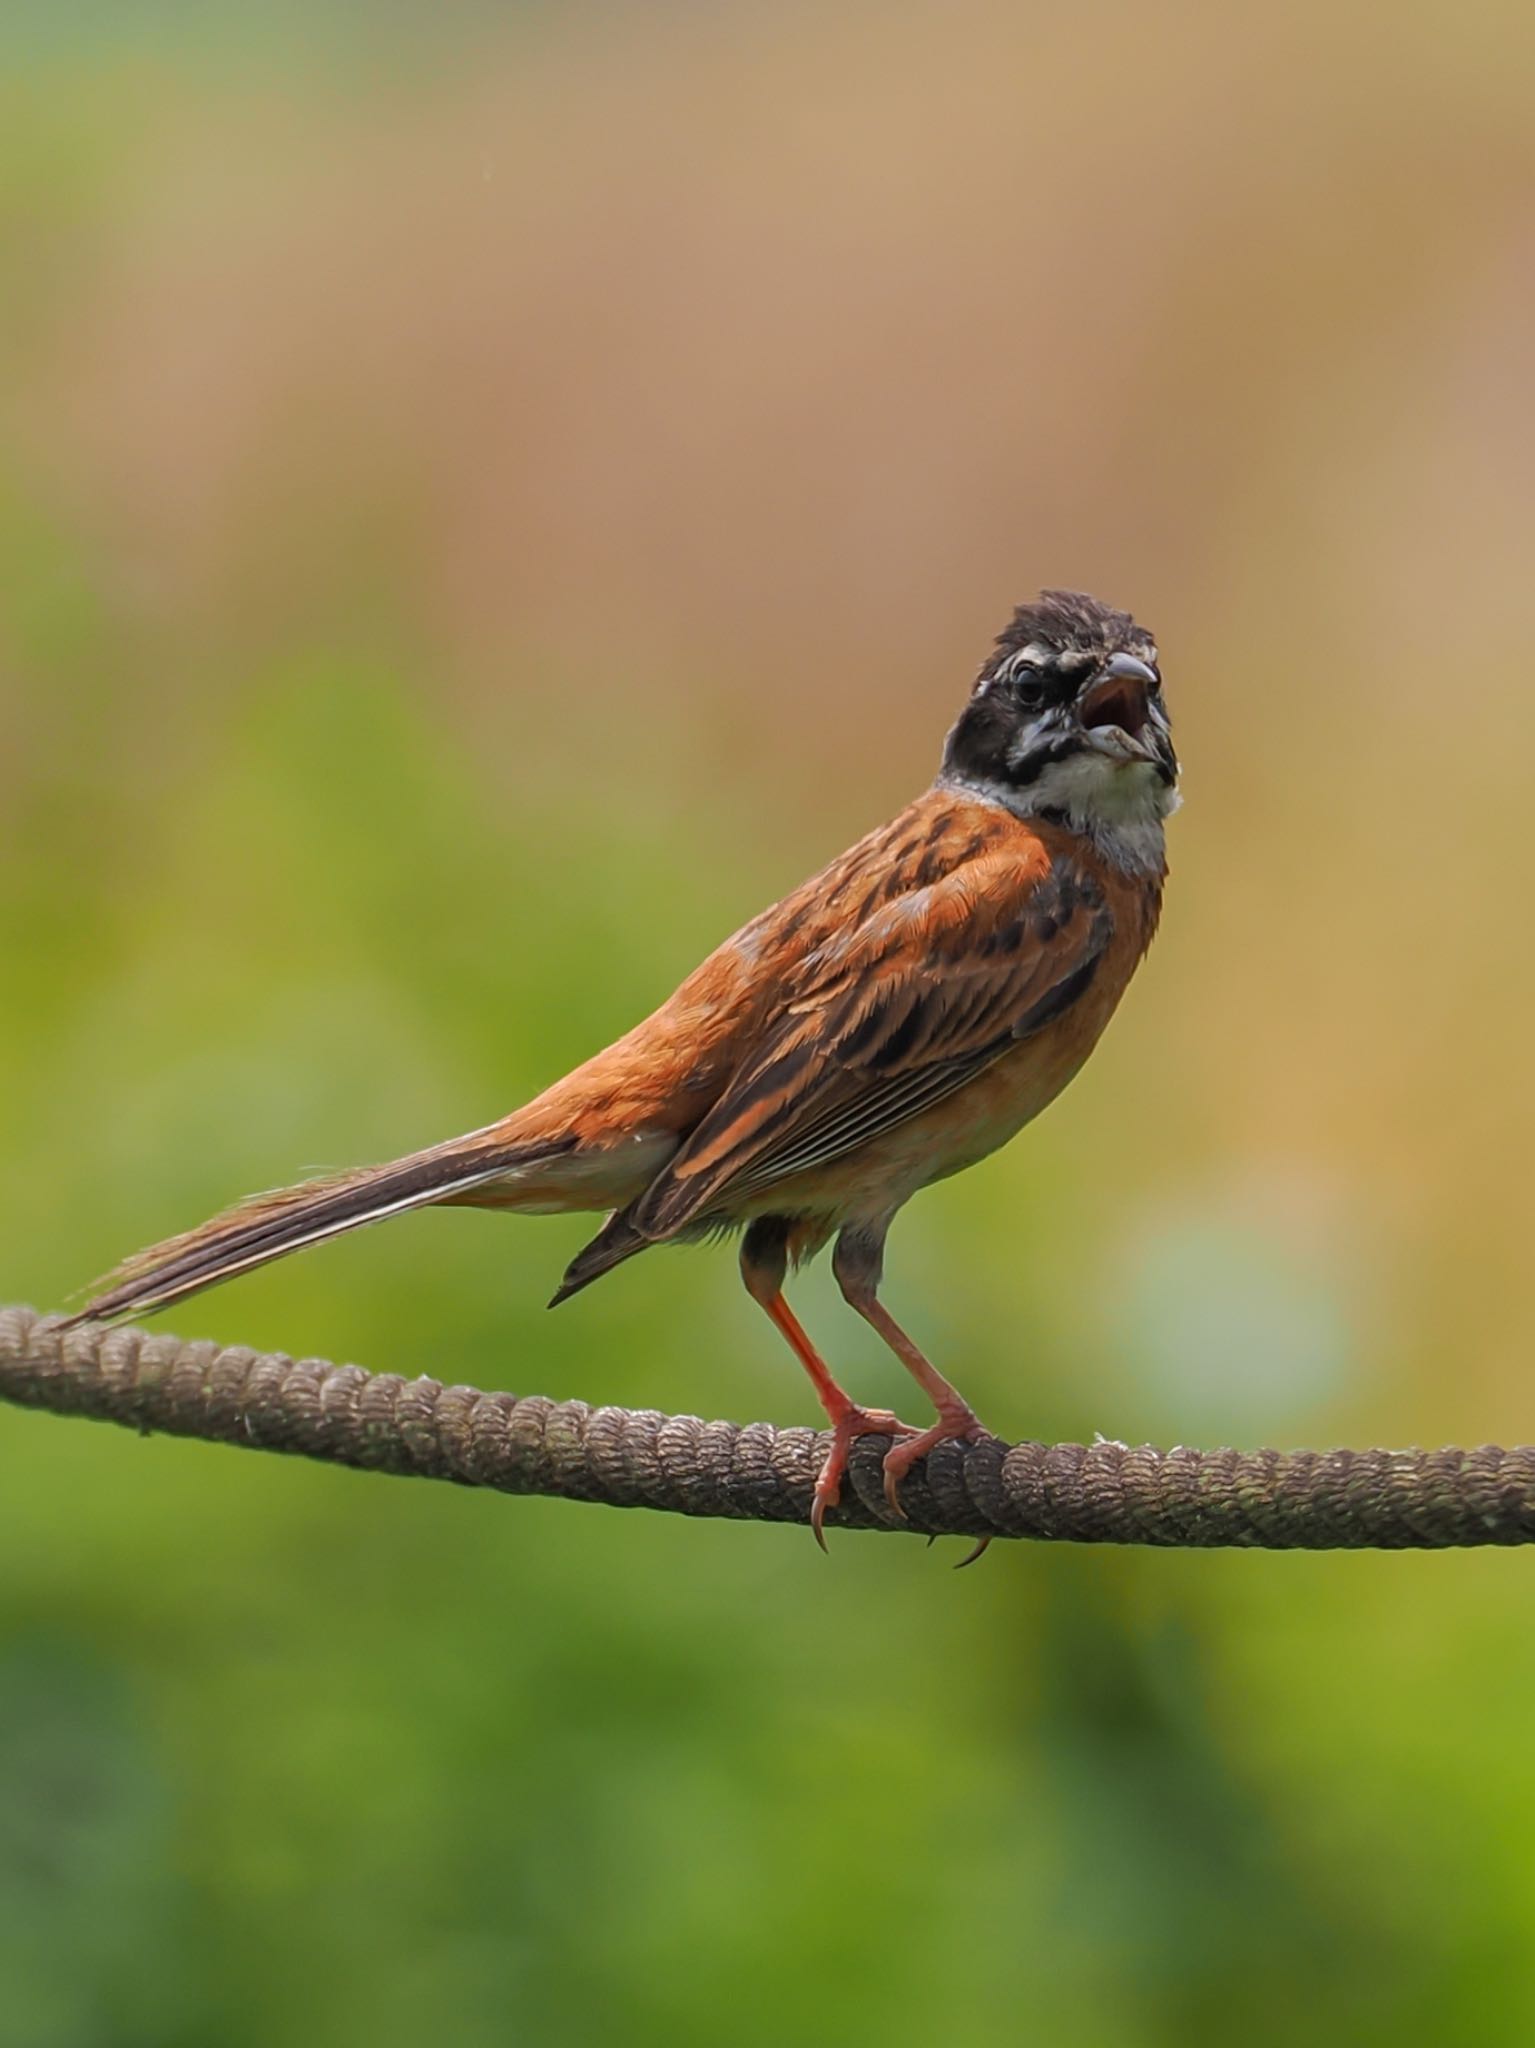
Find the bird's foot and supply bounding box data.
[811,1406,921,1550]
[879,1401,988,1519]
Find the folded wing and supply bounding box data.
[629,849,1112,1239]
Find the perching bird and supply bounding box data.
[68,590,1178,1544]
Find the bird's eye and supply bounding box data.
[1005,655,1046,707]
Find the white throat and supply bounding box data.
[941,753,1178,874]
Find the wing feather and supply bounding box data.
[630,849,1111,1238]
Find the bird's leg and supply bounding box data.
[740,1219,920,1549]
[832,1228,989,1521]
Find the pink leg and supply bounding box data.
[831,1230,991,1553]
[848,1295,987,1514]
[756,1292,921,1549]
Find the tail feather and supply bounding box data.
[65,1133,574,1327]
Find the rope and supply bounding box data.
[2,1303,1532,1549]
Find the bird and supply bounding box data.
[66,589,1178,1547]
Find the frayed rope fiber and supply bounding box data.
[3,1305,1534,1548]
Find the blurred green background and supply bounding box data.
[5,3,1535,2042]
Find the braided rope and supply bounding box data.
[2,1304,1532,1548]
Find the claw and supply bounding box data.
[809,1405,921,1547]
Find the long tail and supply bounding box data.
[64,1130,575,1327]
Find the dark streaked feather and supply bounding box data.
[988,590,1143,668]
[627,850,1111,1242]
[549,1209,652,1306]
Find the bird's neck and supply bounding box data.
[937,761,1175,878]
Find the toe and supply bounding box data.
[810,1455,845,1549]
[810,1461,844,1549]
[880,1408,989,1516]
[807,1406,924,1544]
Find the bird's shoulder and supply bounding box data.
[735,788,1057,975]
[618,789,1141,1118]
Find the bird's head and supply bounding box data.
[939,590,1178,848]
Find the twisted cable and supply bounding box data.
[2,1305,1532,1548]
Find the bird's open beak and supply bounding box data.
[1079,653,1158,740]
[1077,654,1176,784]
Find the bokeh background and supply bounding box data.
[5,3,1535,2041]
